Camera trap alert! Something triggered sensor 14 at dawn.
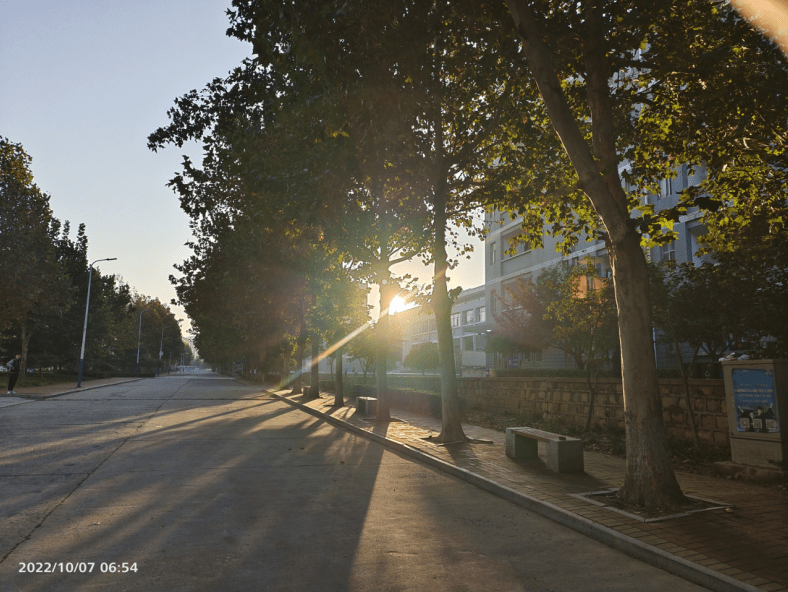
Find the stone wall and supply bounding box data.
[458,376,729,446]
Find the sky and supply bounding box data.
[0,0,485,333]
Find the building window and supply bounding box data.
[464,310,474,325]
[503,235,531,259]
[462,336,474,350]
[502,274,531,306]
[490,242,496,265]
[475,334,487,351]
[660,240,676,262]
[659,177,673,199]
[478,306,486,323]
[451,313,460,328]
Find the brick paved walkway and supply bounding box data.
[280,390,788,592]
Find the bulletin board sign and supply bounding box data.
[732,368,779,433]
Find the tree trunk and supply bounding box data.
[582,370,599,432]
[291,295,306,394]
[432,195,467,443]
[334,348,344,407]
[506,0,685,508]
[675,338,701,447]
[282,349,290,387]
[428,65,467,444]
[20,315,31,379]
[375,278,394,422]
[612,240,685,506]
[583,307,602,431]
[374,207,394,422]
[310,333,320,398]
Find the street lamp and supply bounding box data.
[77,257,117,388]
[135,308,150,378]
[158,320,181,375]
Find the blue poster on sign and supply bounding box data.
[732,369,779,433]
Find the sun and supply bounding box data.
[388,295,409,315]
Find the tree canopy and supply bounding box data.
[147,0,788,509]
[0,138,186,379]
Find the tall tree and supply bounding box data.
[150,0,431,415]
[0,138,72,376]
[500,0,788,507]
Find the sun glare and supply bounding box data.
[388,296,409,315]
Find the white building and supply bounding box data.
[392,285,493,375]
[483,163,709,371]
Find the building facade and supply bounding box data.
[393,285,493,375]
[483,163,709,371]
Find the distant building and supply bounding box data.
[483,163,709,371]
[392,285,493,376]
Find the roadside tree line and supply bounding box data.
[150,0,787,510]
[0,137,188,380]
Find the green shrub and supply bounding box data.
[86,371,112,379]
[492,368,614,378]
[351,384,375,398]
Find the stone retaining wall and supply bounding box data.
[458,377,729,446]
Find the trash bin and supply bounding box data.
[722,359,787,471]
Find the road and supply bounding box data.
[0,376,708,591]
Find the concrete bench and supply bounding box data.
[356,396,377,415]
[505,427,584,473]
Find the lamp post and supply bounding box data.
[77,257,117,388]
[158,321,181,375]
[135,308,150,378]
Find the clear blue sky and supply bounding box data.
[0,0,484,330]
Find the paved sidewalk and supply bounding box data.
[276,389,788,592]
[2,376,141,400]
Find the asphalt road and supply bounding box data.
[0,376,709,592]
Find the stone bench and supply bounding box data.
[356,396,377,415]
[505,427,584,473]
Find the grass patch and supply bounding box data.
[17,374,78,387]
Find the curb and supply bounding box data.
[16,378,143,401]
[272,391,762,592]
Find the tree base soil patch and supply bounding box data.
[572,488,729,522]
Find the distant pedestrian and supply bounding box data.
[6,354,21,394]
